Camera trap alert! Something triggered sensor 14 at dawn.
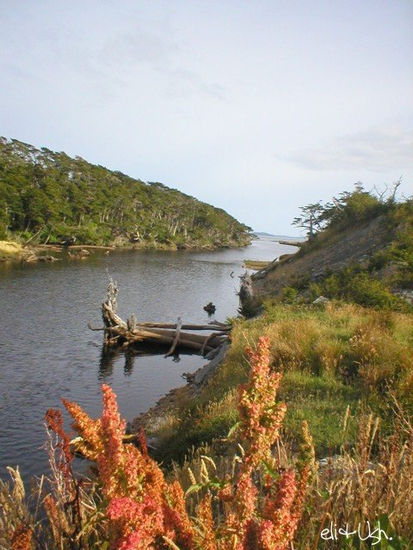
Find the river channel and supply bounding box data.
[0,237,296,481]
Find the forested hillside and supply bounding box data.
[0,138,252,248]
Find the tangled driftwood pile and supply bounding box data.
[89,279,230,357]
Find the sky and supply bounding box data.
[1,0,412,235]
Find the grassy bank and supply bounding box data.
[2,187,412,547]
[147,301,413,463]
[0,240,25,261]
[142,300,413,547]
[243,259,271,270]
[0,236,248,265]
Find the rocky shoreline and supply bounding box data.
[0,238,251,264]
[0,240,114,263]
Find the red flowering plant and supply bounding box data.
[42,336,311,549]
[10,524,33,550]
[195,336,312,550]
[61,385,196,549]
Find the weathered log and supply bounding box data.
[165,317,183,357]
[130,321,230,331]
[131,327,224,345]
[210,320,228,328]
[136,328,226,347]
[123,329,216,353]
[200,331,223,355]
[102,324,227,354]
[95,282,230,355]
[100,323,213,352]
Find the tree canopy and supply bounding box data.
[0,137,252,248]
[292,181,404,238]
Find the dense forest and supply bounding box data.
[0,138,252,249]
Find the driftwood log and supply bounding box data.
[91,279,230,356]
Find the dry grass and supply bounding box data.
[2,408,411,548]
[150,302,413,463]
[0,428,102,549]
[0,240,24,261]
[298,404,413,548]
[0,467,35,549]
[170,402,413,548]
[220,302,413,395]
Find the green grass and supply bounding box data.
[150,301,413,464]
[279,370,362,455]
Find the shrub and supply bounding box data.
[280,286,298,304]
[308,268,410,311]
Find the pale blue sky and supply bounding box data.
[1,0,412,234]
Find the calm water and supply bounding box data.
[0,237,296,481]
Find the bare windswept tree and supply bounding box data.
[292,201,325,239]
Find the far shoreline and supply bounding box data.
[0,237,253,264]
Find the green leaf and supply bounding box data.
[261,460,279,480]
[185,483,203,497]
[227,421,241,438]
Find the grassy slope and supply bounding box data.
[149,302,413,463]
[251,200,413,309]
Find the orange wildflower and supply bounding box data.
[10,525,33,550]
[238,337,287,469]
[214,336,309,549]
[62,384,195,549]
[196,493,217,550]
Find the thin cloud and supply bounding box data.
[164,67,226,100]
[98,29,226,100]
[281,124,413,172]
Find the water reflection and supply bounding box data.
[124,353,134,376]
[99,344,185,380]
[99,347,117,379]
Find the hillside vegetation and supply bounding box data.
[134,187,413,463]
[250,185,413,311]
[0,138,251,249]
